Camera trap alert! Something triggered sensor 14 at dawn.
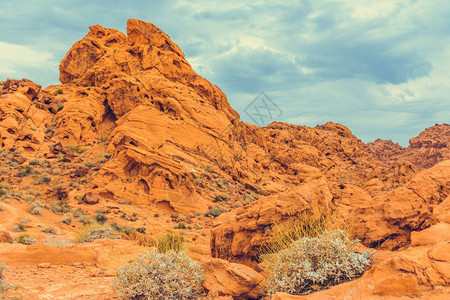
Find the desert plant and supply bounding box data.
[156,232,184,253]
[122,226,135,235]
[213,192,229,202]
[72,208,84,218]
[44,236,72,247]
[61,217,72,225]
[50,200,71,214]
[34,174,51,185]
[15,234,37,245]
[41,227,58,234]
[136,227,146,234]
[113,250,204,300]
[53,89,63,95]
[28,202,43,215]
[12,224,25,232]
[76,224,121,243]
[259,212,349,261]
[95,213,108,224]
[0,205,3,212]
[263,230,373,295]
[78,215,94,225]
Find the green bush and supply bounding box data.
[264,230,373,295]
[113,250,204,300]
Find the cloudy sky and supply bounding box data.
[1,0,449,145]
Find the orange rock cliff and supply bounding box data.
[0,19,449,299]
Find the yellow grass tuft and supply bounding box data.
[259,211,351,266]
[156,232,184,253]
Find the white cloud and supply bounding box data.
[0,41,57,82]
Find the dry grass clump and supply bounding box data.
[15,234,37,245]
[156,232,184,253]
[76,224,121,243]
[113,250,204,300]
[261,212,373,295]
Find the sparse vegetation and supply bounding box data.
[76,224,121,243]
[95,213,108,224]
[12,224,26,232]
[263,230,373,295]
[15,234,37,245]
[259,212,372,295]
[50,200,71,214]
[34,174,51,185]
[41,227,58,234]
[213,192,229,202]
[113,250,204,300]
[44,236,72,247]
[53,89,63,95]
[204,206,228,218]
[156,232,184,253]
[61,217,72,225]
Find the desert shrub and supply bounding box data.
[156,232,184,253]
[29,159,40,165]
[0,205,3,211]
[243,193,253,204]
[113,250,204,300]
[44,236,72,247]
[34,174,51,185]
[53,89,63,95]
[69,181,79,188]
[136,227,146,234]
[78,215,94,225]
[61,217,72,225]
[72,208,84,218]
[28,202,43,215]
[41,227,58,234]
[95,213,108,224]
[204,206,228,218]
[15,234,37,245]
[264,230,373,295]
[83,161,95,168]
[50,200,71,214]
[76,225,121,243]
[174,222,186,230]
[213,193,229,202]
[122,226,135,235]
[17,165,34,177]
[260,212,349,260]
[234,201,243,208]
[12,224,26,232]
[110,222,122,232]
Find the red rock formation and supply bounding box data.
[366,123,450,169]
